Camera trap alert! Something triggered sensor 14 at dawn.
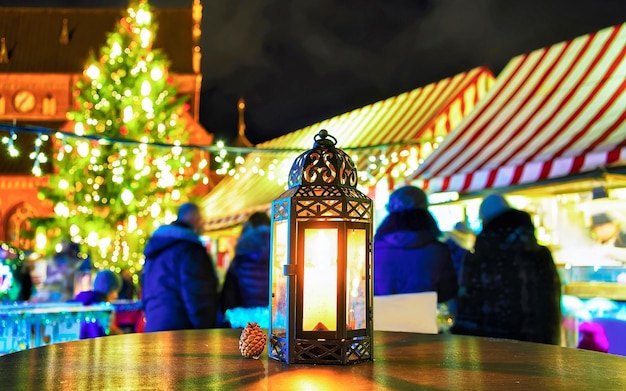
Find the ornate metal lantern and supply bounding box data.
[268,129,374,365]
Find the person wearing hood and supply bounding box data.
[451,193,562,345]
[142,203,219,332]
[73,269,123,338]
[219,212,271,318]
[373,186,458,303]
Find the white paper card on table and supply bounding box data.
[373,291,438,334]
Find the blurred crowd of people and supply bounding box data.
[373,187,562,346]
[6,189,570,347]
[134,191,564,348]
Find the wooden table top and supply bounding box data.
[1,329,624,390]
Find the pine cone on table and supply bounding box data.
[239,322,266,359]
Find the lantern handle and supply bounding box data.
[314,129,337,147]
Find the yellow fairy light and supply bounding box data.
[123,106,133,122]
[150,66,163,81]
[32,163,42,177]
[86,232,99,247]
[35,232,47,251]
[111,42,122,58]
[141,80,151,96]
[74,122,85,136]
[69,224,80,237]
[85,64,100,80]
[121,189,134,205]
[141,97,153,112]
[134,154,145,170]
[136,8,152,25]
[128,215,137,233]
[140,28,151,48]
[77,142,89,158]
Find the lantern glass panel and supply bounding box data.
[302,227,338,331]
[346,228,367,330]
[271,219,289,335]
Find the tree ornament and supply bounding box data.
[239,322,265,359]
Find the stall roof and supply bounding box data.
[201,67,495,231]
[405,23,626,194]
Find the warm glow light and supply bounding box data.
[141,97,153,112]
[136,8,151,25]
[150,202,161,218]
[54,202,70,218]
[86,232,99,247]
[150,66,163,81]
[35,232,47,251]
[74,122,85,136]
[302,228,337,331]
[127,215,137,233]
[76,142,89,158]
[121,189,134,205]
[123,106,133,123]
[111,42,122,58]
[140,28,151,48]
[134,154,145,170]
[85,64,100,79]
[141,80,151,96]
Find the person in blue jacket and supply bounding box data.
[142,203,219,332]
[374,186,458,303]
[73,269,123,338]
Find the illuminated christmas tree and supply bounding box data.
[35,0,204,275]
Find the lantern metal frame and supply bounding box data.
[268,129,374,365]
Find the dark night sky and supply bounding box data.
[2,0,626,144]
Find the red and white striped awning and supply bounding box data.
[201,67,495,231]
[406,23,626,194]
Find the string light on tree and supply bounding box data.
[31,0,201,276]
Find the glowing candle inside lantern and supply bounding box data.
[302,228,337,331]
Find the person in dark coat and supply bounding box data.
[142,203,219,332]
[220,211,271,316]
[451,193,562,345]
[73,269,123,338]
[118,269,136,300]
[444,222,476,286]
[374,186,458,303]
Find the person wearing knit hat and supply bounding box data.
[452,193,562,345]
[386,185,429,213]
[374,186,458,303]
[73,270,123,338]
[93,270,122,302]
[478,193,512,225]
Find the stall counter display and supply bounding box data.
[0,302,113,355]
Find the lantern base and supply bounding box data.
[269,335,372,365]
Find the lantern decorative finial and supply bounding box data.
[288,130,358,189]
[314,129,335,146]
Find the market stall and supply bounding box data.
[404,23,626,353]
[200,67,495,274]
